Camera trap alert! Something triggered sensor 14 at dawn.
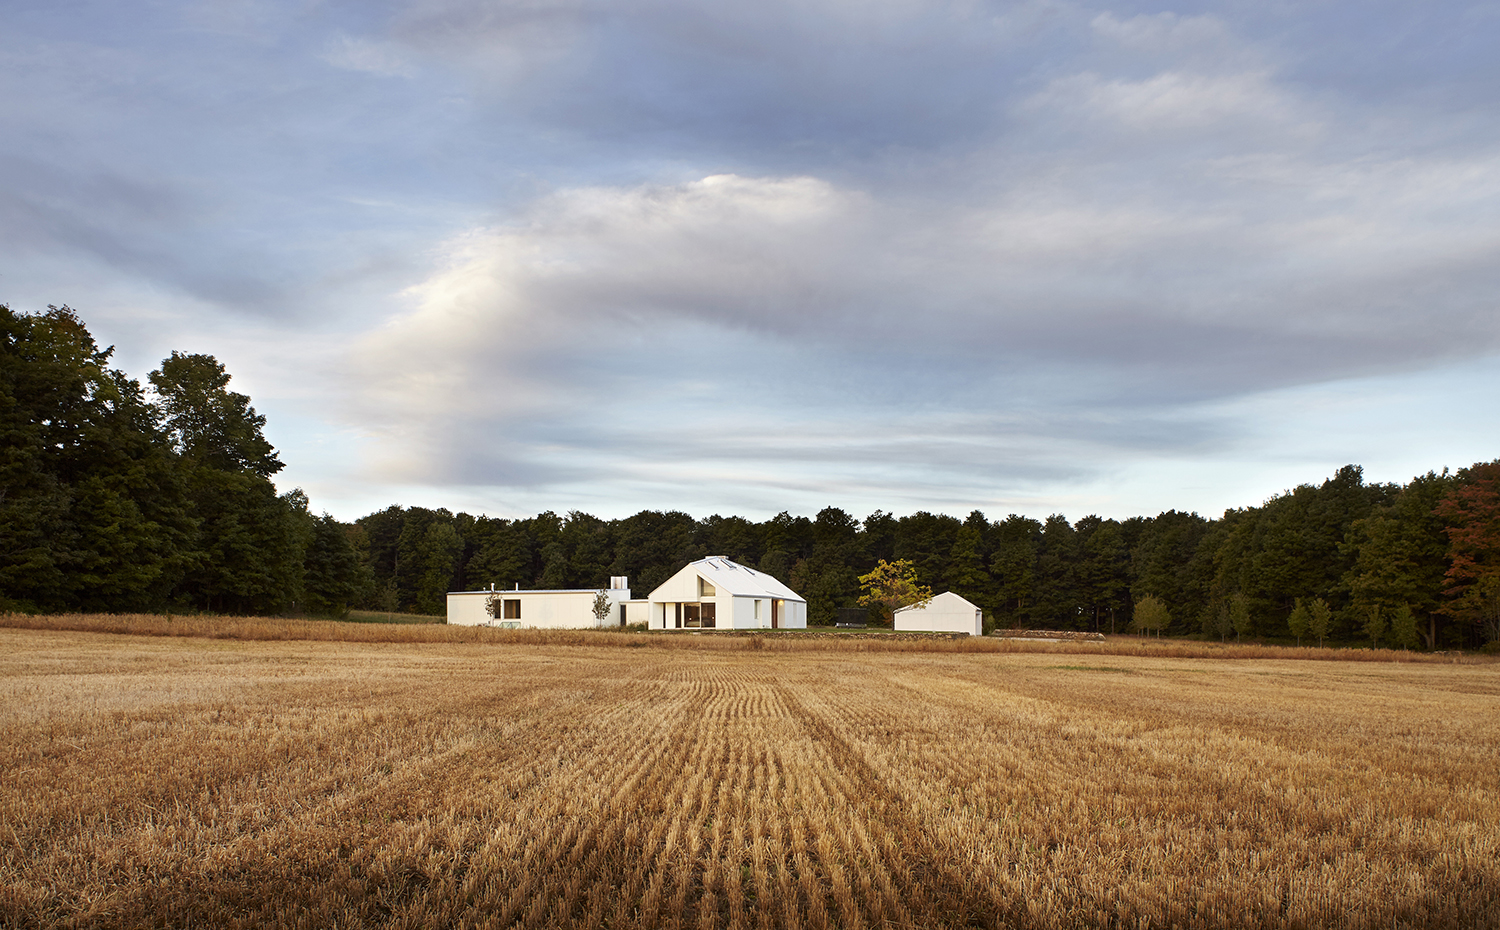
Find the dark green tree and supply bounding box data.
[0,306,194,612]
[990,515,1041,627]
[150,350,306,614]
[150,352,282,478]
[1344,471,1453,648]
[302,513,371,616]
[946,513,992,607]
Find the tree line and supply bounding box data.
[4,304,1497,649]
[0,305,366,615]
[357,462,1497,649]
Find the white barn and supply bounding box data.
[446,576,648,628]
[646,556,806,630]
[893,591,983,636]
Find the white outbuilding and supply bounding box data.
[446,576,648,628]
[893,591,983,636]
[646,556,806,630]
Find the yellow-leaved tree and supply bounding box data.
[857,559,933,626]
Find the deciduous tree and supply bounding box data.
[592,589,613,626]
[1229,592,1252,642]
[1287,598,1309,646]
[1131,594,1169,637]
[1390,604,1420,651]
[857,559,932,626]
[1435,461,1500,646]
[1308,598,1332,647]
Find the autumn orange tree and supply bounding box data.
[1435,461,1500,645]
[857,559,932,626]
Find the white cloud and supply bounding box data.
[323,34,418,78]
[1090,11,1231,53]
[1030,69,1312,133]
[9,0,1500,520]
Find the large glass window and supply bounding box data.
[684,604,701,628]
[503,599,521,619]
[699,577,716,597]
[702,602,716,628]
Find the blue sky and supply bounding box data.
[4,1,1499,523]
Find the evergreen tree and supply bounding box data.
[302,513,371,616]
[946,515,991,605]
[1344,471,1454,648]
[414,521,464,614]
[1077,518,1130,634]
[990,515,1040,628]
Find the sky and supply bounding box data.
[4,0,1499,524]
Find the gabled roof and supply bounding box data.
[690,556,805,602]
[894,591,978,613]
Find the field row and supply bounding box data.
[1,630,1497,928]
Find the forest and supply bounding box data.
[4,304,1498,649]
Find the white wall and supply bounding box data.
[648,595,808,630]
[652,565,704,602]
[446,589,633,628]
[894,592,981,636]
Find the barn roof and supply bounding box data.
[894,591,979,613]
[690,556,805,602]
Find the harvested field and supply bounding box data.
[0,613,1479,663]
[2,628,1497,929]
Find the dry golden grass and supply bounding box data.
[0,612,1484,663]
[2,627,1497,929]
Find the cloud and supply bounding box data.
[323,34,418,78]
[342,135,1500,503]
[1090,11,1232,54]
[1028,70,1312,135]
[8,0,1500,520]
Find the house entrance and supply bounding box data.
[682,603,717,628]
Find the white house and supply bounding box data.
[446,576,648,628]
[894,591,982,636]
[646,556,806,630]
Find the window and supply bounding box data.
[701,603,716,628]
[699,577,716,597]
[754,599,762,620]
[503,599,521,619]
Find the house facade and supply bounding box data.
[446,576,644,628]
[646,556,806,630]
[893,591,983,636]
[445,557,806,630]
